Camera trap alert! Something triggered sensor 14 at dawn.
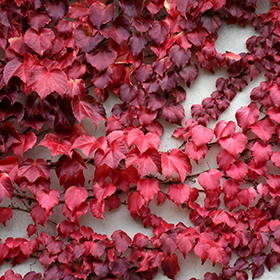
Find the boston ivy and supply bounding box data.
[0,0,280,279]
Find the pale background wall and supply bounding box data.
[0,0,279,279]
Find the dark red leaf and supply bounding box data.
[45,0,68,23]
[100,16,131,45]
[86,45,117,72]
[112,230,132,255]
[161,254,180,279]
[88,2,115,30]
[73,24,102,53]
[0,207,13,226]
[179,62,199,87]
[162,101,185,125]
[24,28,55,56]
[28,11,51,33]
[170,45,191,69]
[149,20,169,45]
[128,34,147,56]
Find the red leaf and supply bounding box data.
[28,11,51,33]
[119,0,143,18]
[72,135,96,158]
[250,140,273,166]
[86,45,117,73]
[0,121,21,154]
[133,233,149,247]
[73,24,102,53]
[95,139,128,169]
[250,118,275,145]
[216,150,235,171]
[267,106,280,123]
[10,132,36,159]
[185,142,208,164]
[271,151,280,169]
[88,2,114,30]
[168,183,190,209]
[149,20,169,45]
[236,103,259,132]
[269,84,280,108]
[36,189,59,215]
[128,33,147,56]
[107,196,121,211]
[0,207,13,226]
[39,133,72,158]
[112,230,132,255]
[45,0,68,23]
[127,191,145,219]
[133,64,153,83]
[219,132,247,157]
[109,256,130,276]
[226,161,248,182]
[214,120,236,141]
[176,230,196,258]
[90,198,105,220]
[92,182,116,203]
[18,158,50,183]
[160,233,177,255]
[100,16,131,45]
[68,2,88,18]
[24,28,55,56]
[119,83,138,104]
[179,62,199,87]
[137,178,159,205]
[198,169,222,191]
[126,147,162,177]
[72,95,106,129]
[170,45,191,69]
[223,179,240,199]
[65,186,88,214]
[31,204,50,226]
[127,128,160,154]
[237,187,256,207]
[162,101,185,125]
[191,125,213,147]
[27,67,68,100]
[161,254,180,279]
[162,148,192,182]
